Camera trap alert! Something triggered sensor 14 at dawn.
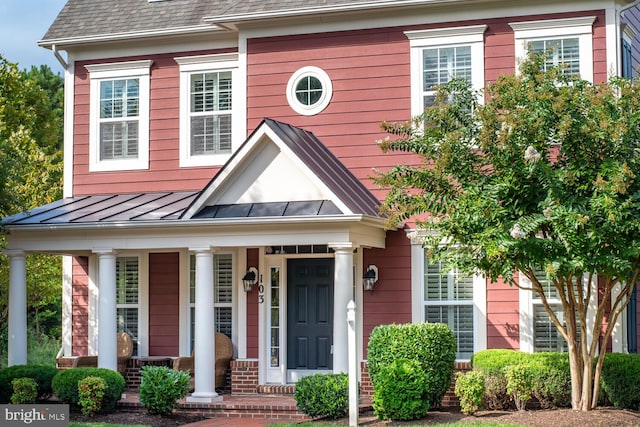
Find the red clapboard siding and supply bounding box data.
[72,48,235,196]
[487,278,520,350]
[362,230,412,357]
[148,252,180,356]
[246,248,260,358]
[72,256,90,356]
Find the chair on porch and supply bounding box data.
[56,332,134,376]
[172,332,233,390]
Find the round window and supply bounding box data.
[286,66,332,116]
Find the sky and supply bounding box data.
[0,0,68,74]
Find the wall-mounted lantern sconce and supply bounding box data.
[363,265,378,291]
[242,267,258,292]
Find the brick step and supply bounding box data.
[257,384,295,394]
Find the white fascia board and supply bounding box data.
[4,217,387,252]
[38,25,227,48]
[237,0,606,41]
[203,0,476,24]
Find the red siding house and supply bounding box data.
[3,0,640,402]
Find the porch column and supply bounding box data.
[95,250,118,371]
[330,243,355,374]
[6,250,27,366]
[188,247,220,402]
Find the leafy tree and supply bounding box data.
[375,54,640,411]
[0,56,63,364]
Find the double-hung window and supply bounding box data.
[86,61,152,172]
[410,236,486,360]
[116,256,139,356]
[189,253,234,352]
[176,54,238,167]
[510,17,595,81]
[519,270,591,353]
[405,25,486,117]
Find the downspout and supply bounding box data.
[616,0,640,77]
[51,44,68,70]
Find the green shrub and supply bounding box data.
[52,368,125,413]
[454,371,485,415]
[505,364,535,411]
[368,323,456,406]
[294,373,349,420]
[11,377,38,404]
[0,364,59,403]
[78,376,107,416]
[472,350,571,410]
[139,366,190,416]
[600,353,640,410]
[372,358,430,421]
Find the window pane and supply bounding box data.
[215,254,233,304]
[100,121,138,160]
[190,114,232,155]
[426,305,474,359]
[424,258,473,301]
[533,304,566,352]
[295,76,323,106]
[116,257,138,304]
[117,307,138,356]
[530,38,580,75]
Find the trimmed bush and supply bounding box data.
[78,376,107,416]
[454,371,485,415]
[0,364,59,403]
[505,364,534,411]
[11,377,38,404]
[372,359,430,421]
[52,368,125,413]
[368,322,456,406]
[600,353,640,410]
[139,366,190,416]
[472,349,571,410]
[294,373,349,420]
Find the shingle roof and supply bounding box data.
[40,0,460,44]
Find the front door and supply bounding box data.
[287,258,333,371]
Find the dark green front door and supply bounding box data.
[287,258,334,369]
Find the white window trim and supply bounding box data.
[86,60,152,172]
[409,234,487,362]
[510,17,595,82]
[518,271,595,353]
[405,25,487,118]
[286,66,333,116]
[175,53,240,167]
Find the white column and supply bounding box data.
[347,300,358,427]
[330,243,355,374]
[6,250,27,366]
[95,250,118,371]
[188,247,220,402]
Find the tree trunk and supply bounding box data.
[567,344,583,410]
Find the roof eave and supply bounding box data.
[203,0,479,25]
[38,24,228,49]
[2,214,387,233]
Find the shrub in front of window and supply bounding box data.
[11,377,38,404]
[367,322,456,407]
[504,364,535,411]
[454,371,485,415]
[139,366,190,416]
[293,373,349,420]
[78,376,107,416]
[372,358,430,421]
[52,368,125,413]
[599,353,640,410]
[471,349,571,410]
[0,364,59,403]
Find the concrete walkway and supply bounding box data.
[183,417,295,426]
